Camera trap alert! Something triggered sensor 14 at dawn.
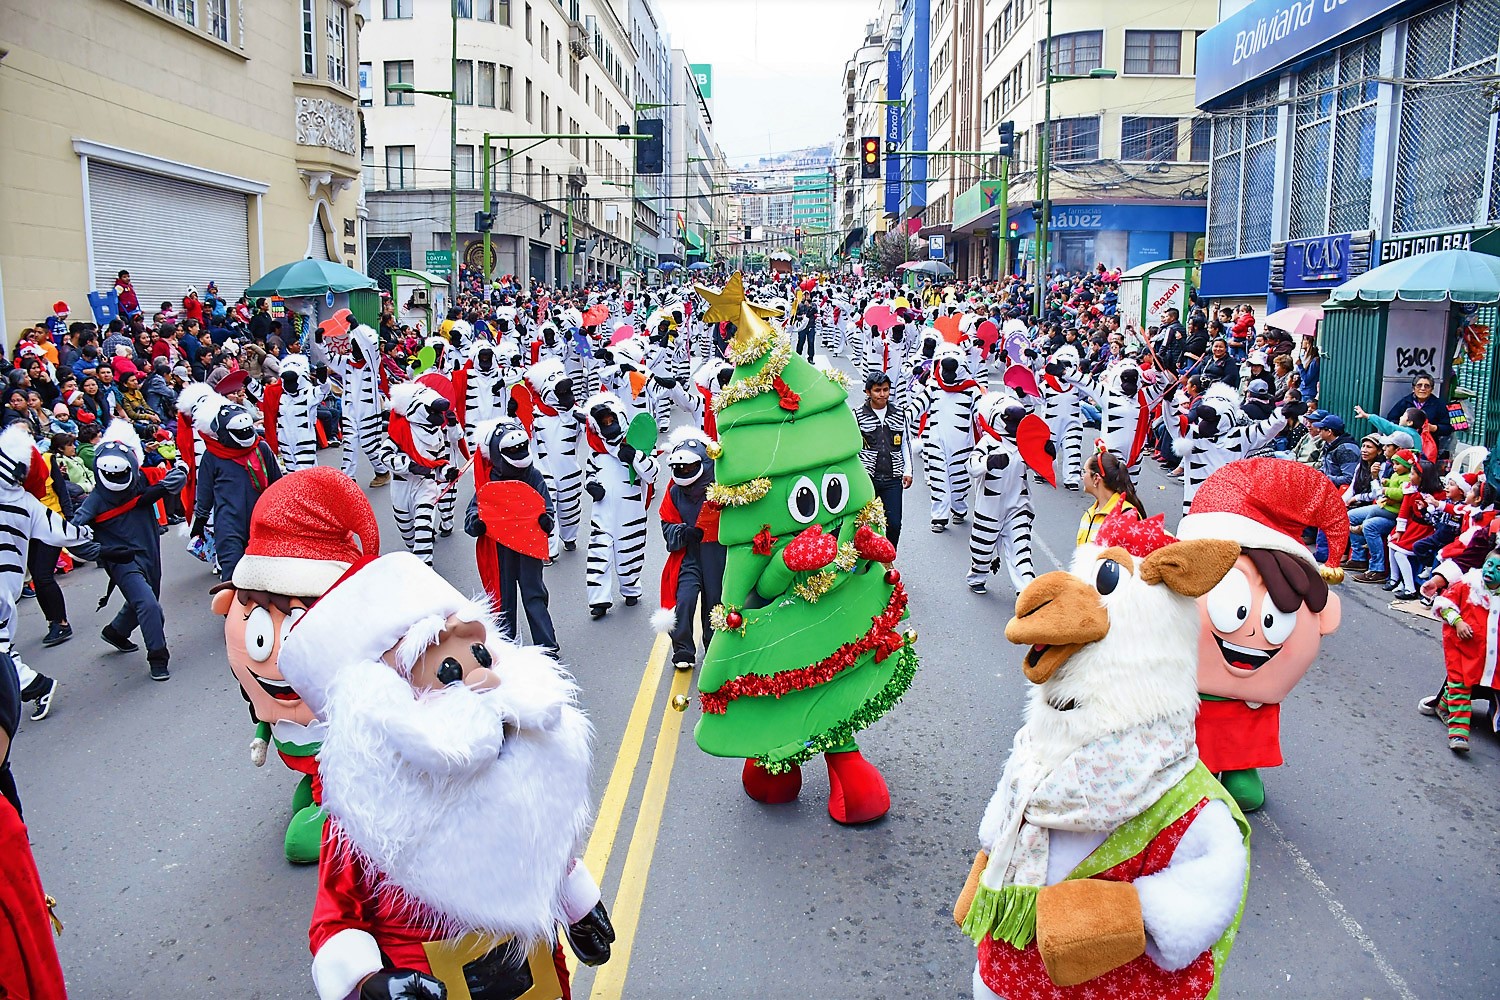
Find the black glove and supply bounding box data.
[565,901,617,968]
[506,396,519,417]
[1044,441,1057,458]
[654,375,679,389]
[314,364,328,382]
[1281,398,1308,420]
[617,442,637,465]
[98,544,134,565]
[1163,382,1180,401]
[986,452,1010,471]
[538,511,555,534]
[189,514,208,540]
[471,519,487,536]
[443,465,461,483]
[586,481,606,503]
[359,970,447,1000]
[685,525,705,544]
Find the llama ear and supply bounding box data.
[1140,539,1240,598]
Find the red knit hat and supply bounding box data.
[231,467,380,596]
[1177,457,1348,577]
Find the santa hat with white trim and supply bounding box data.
[1177,457,1348,581]
[231,467,380,598]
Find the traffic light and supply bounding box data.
[474,210,494,232]
[1030,200,1044,224]
[860,136,880,179]
[744,226,752,240]
[635,118,664,175]
[1009,220,1019,238]
[997,120,1016,159]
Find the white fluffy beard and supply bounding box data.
[318,656,592,946]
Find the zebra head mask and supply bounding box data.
[484,416,533,469]
[0,424,34,488]
[94,419,145,495]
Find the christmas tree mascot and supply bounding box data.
[692,274,919,825]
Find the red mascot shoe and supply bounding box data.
[741,758,802,804]
[825,749,889,824]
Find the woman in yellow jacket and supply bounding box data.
[1077,448,1146,544]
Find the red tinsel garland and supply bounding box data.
[700,583,908,714]
[771,375,801,411]
[752,525,778,556]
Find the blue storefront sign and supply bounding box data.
[1200,254,1272,299]
[1283,233,1351,290]
[1128,231,1172,269]
[1008,203,1204,237]
[1195,0,1410,106]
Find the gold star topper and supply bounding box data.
[695,271,781,356]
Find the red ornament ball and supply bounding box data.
[884,569,901,585]
[726,610,744,629]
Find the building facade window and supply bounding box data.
[1286,35,1380,239]
[456,59,474,105]
[525,3,533,41]
[497,64,512,110]
[386,145,415,189]
[525,157,534,196]
[1189,116,1212,162]
[207,0,228,40]
[1050,116,1100,161]
[362,146,376,190]
[383,0,411,18]
[1038,31,1101,80]
[1123,30,1181,75]
[525,78,534,121]
[478,62,496,106]
[385,60,413,105]
[301,0,316,76]
[456,0,471,17]
[169,0,196,27]
[326,1,349,87]
[1393,0,1500,234]
[456,145,475,189]
[1121,116,1177,161]
[1207,81,1278,258]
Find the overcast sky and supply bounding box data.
[655,0,875,164]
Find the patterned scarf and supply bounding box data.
[978,716,1196,896]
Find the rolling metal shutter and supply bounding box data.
[87,161,252,308]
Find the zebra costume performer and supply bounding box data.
[908,343,983,531]
[0,425,93,720]
[1040,344,1086,490]
[452,336,516,451]
[965,392,1038,594]
[1071,358,1154,478]
[1166,383,1304,515]
[377,380,462,564]
[330,319,391,486]
[260,354,330,472]
[581,391,659,619]
[517,357,583,557]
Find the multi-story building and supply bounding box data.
[1196,0,1500,449]
[0,0,364,341]
[668,48,715,264]
[360,0,638,293]
[628,0,673,270]
[898,0,931,221]
[840,6,900,263]
[937,0,1216,278]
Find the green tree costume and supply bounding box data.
[693,275,919,822]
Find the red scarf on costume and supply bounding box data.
[203,437,272,493]
[659,486,721,614]
[385,414,445,468]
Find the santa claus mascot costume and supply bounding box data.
[378,380,463,565]
[956,509,1251,1000]
[278,552,614,1000]
[260,354,331,472]
[908,341,983,533]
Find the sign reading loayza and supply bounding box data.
[1195,0,1405,106]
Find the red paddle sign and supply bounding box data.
[477,480,550,560]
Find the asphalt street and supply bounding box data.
[10,409,1498,999]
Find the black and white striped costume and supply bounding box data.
[582,392,658,611]
[268,355,329,472]
[966,392,1035,592]
[907,344,983,525]
[333,323,390,479]
[1040,345,1086,489]
[1166,385,1289,515]
[0,427,92,702]
[458,339,516,451]
[377,382,462,564]
[523,357,583,558]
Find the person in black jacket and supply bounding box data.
[190,394,282,582]
[653,428,726,672]
[73,420,187,681]
[466,416,558,655]
[1384,372,1453,449]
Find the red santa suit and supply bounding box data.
[1434,571,1500,690]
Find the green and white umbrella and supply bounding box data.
[245,259,377,298]
[1327,249,1500,305]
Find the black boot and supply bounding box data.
[590,603,610,619]
[101,624,139,653]
[147,649,171,682]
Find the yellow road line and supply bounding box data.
[587,665,695,999]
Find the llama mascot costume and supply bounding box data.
[956,508,1252,1000]
[278,552,614,1000]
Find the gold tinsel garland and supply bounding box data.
[709,603,748,635]
[714,336,792,412]
[854,498,888,534]
[833,541,858,572]
[725,326,777,366]
[793,569,840,604]
[822,367,851,389]
[707,477,772,507]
